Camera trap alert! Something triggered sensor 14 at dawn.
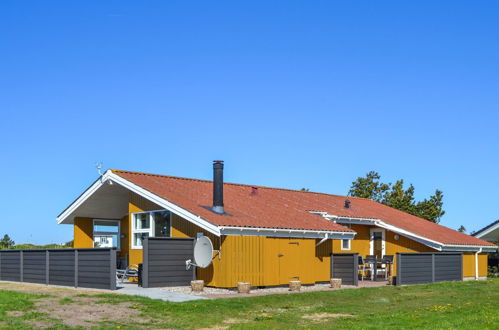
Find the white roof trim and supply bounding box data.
[57,170,221,236]
[473,221,499,239]
[318,212,495,252]
[219,226,356,239]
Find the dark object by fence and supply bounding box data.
[0,248,116,290]
[331,253,359,286]
[138,263,143,287]
[396,253,463,286]
[142,237,195,288]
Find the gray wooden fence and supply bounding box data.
[396,253,462,285]
[142,237,195,288]
[331,253,359,286]
[0,248,116,290]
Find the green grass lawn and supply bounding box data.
[0,279,498,329]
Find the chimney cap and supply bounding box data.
[344,199,351,209]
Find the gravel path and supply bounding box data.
[159,282,374,298]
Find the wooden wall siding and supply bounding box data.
[210,236,332,288]
[128,193,162,266]
[74,217,93,248]
[333,224,437,276]
[462,253,488,277]
[142,238,195,288]
[129,192,162,212]
[119,215,129,260]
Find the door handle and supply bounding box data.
[277,254,284,257]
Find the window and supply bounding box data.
[93,220,120,249]
[341,239,351,251]
[132,210,171,249]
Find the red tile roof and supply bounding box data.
[112,170,494,247]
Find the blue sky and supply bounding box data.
[0,1,498,244]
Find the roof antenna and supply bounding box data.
[95,162,104,176]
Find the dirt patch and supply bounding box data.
[0,282,105,297]
[223,318,249,324]
[0,282,156,328]
[34,297,145,327]
[6,310,25,317]
[302,313,354,322]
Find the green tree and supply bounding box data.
[348,171,391,202]
[458,225,466,233]
[0,234,15,249]
[348,171,445,223]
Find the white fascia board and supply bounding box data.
[442,245,498,253]
[473,223,499,239]
[320,213,444,250]
[56,175,106,224]
[219,226,356,239]
[321,213,496,252]
[108,172,221,236]
[372,220,445,250]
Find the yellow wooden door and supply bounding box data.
[278,239,301,283]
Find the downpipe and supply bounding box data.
[475,247,483,280]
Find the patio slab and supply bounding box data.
[115,284,207,302]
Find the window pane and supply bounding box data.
[94,220,119,233]
[93,221,120,249]
[94,234,119,248]
[153,211,171,237]
[134,232,149,247]
[342,239,349,249]
[135,213,150,230]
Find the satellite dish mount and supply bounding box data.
[186,236,219,270]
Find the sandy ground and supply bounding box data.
[0,282,149,328]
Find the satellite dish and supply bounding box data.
[192,236,214,268]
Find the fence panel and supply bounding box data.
[397,253,462,286]
[0,248,116,290]
[0,251,21,282]
[23,251,46,284]
[143,237,195,288]
[331,253,358,286]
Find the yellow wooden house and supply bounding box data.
[58,162,496,287]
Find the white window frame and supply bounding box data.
[341,238,351,251]
[131,210,172,249]
[93,219,120,250]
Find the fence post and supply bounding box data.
[431,254,435,283]
[142,238,149,288]
[110,249,116,290]
[192,238,196,281]
[396,253,401,285]
[460,253,464,280]
[74,250,78,288]
[330,253,334,280]
[353,253,359,286]
[46,250,49,285]
[20,251,23,282]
